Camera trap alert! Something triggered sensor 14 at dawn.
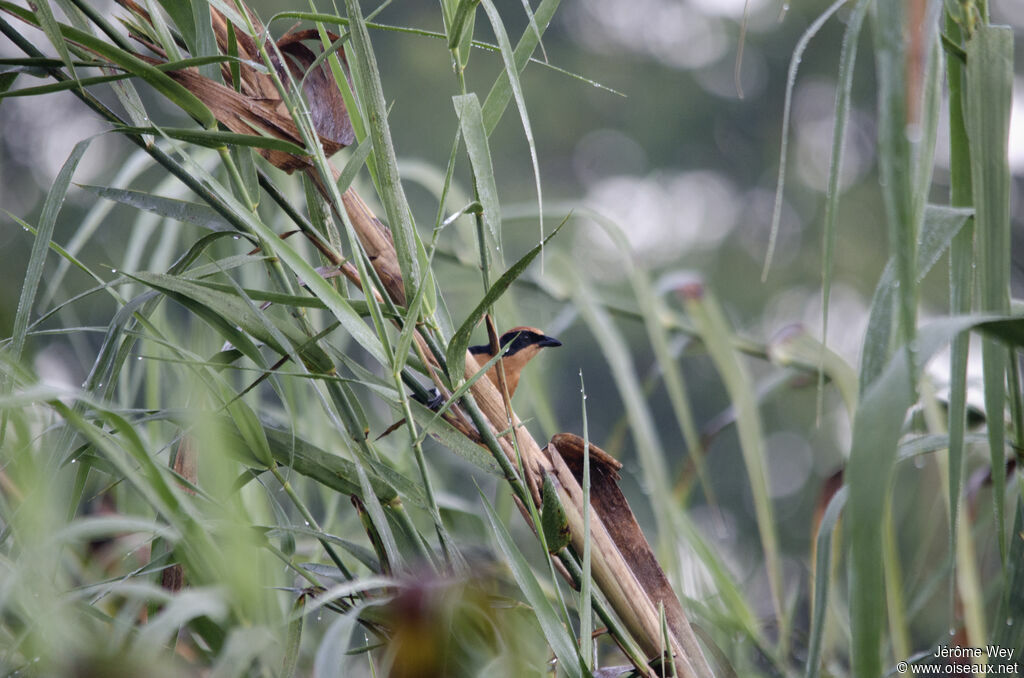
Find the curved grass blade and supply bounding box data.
[7,139,89,369]
[478,0,543,261]
[762,0,847,280]
[477,486,585,678]
[3,140,89,443]
[481,0,560,134]
[680,282,783,631]
[819,0,868,397]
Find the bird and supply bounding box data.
[377,327,561,440]
[468,326,562,398]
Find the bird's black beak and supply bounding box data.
[538,335,562,348]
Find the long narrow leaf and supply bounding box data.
[342,0,420,302]
[477,487,585,678]
[454,93,501,247]
[481,0,560,134]
[7,139,89,380]
[964,23,1013,561]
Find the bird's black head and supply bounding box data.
[469,326,562,357]
[498,327,562,355]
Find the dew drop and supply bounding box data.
[111,269,118,274]
[304,520,310,526]
[233,235,240,240]
[70,459,76,464]
[137,356,143,361]
[1007,617,1015,626]
[949,627,957,636]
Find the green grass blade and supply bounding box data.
[190,0,219,80]
[261,427,396,502]
[454,93,501,247]
[354,464,405,574]
[335,139,374,193]
[945,65,979,557]
[446,0,477,51]
[477,487,585,678]
[964,23,1014,562]
[80,184,233,231]
[769,326,858,416]
[871,1,918,381]
[7,140,89,369]
[860,205,973,392]
[141,0,182,62]
[192,178,387,366]
[481,0,560,134]
[680,282,783,632]
[804,487,847,678]
[223,395,274,468]
[312,600,374,677]
[113,126,310,155]
[762,0,847,280]
[994,493,1024,658]
[579,374,593,670]
[29,0,77,81]
[634,270,708,504]
[478,0,543,257]
[404,400,501,476]
[343,0,420,302]
[819,0,868,390]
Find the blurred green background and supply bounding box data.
[2,0,1024,665]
